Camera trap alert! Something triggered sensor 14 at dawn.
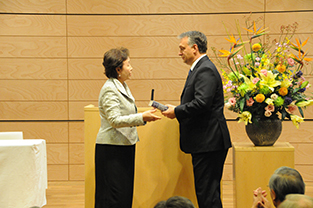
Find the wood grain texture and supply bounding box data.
[0,122,69,143]
[68,58,188,80]
[266,0,313,11]
[68,36,238,58]
[47,144,69,164]
[0,0,66,13]
[67,14,261,36]
[0,37,66,57]
[69,122,84,143]
[69,165,85,181]
[0,15,66,36]
[292,143,313,165]
[67,0,264,14]
[0,80,67,101]
[296,165,313,182]
[69,144,84,164]
[47,165,69,181]
[69,79,185,101]
[0,102,68,120]
[0,58,67,79]
[265,12,313,34]
[69,101,98,120]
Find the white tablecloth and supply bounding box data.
[0,139,47,208]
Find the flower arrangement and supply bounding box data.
[212,16,313,128]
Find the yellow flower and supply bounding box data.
[290,115,304,129]
[242,75,257,91]
[259,71,281,92]
[276,64,286,73]
[281,79,292,88]
[252,43,262,52]
[238,111,252,125]
[265,98,274,105]
[255,94,265,103]
[278,87,288,96]
[296,100,313,107]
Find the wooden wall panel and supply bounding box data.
[265,12,313,34]
[266,0,313,11]
[47,165,68,181]
[69,58,188,80]
[0,59,67,79]
[68,58,104,79]
[67,14,261,37]
[69,144,84,164]
[0,0,66,13]
[0,122,68,143]
[0,37,66,57]
[47,144,69,164]
[293,144,313,165]
[69,80,185,101]
[0,102,68,120]
[68,37,178,58]
[69,165,85,180]
[68,36,235,58]
[295,165,313,182]
[69,101,98,120]
[0,15,66,36]
[280,122,313,143]
[67,0,264,14]
[69,122,84,143]
[0,80,67,101]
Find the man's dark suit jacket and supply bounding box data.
[174,55,231,154]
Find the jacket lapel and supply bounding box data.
[112,78,135,102]
[181,56,209,98]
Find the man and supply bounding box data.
[162,31,232,208]
[252,166,305,208]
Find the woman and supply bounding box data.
[95,47,161,208]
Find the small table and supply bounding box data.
[0,139,47,208]
[232,142,294,208]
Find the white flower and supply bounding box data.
[225,102,232,109]
[270,93,278,100]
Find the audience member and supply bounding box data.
[252,166,305,208]
[279,194,313,208]
[154,196,195,208]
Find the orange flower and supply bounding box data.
[276,64,286,73]
[279,87,288,96]
[255,94,265,103]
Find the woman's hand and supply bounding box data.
[142,109,161,122]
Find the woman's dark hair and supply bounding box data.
[102,47,129,78]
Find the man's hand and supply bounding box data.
[161,104,176,119]
[252,187,273,208]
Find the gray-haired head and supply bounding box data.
[154,196,195,208]
[269,166,305,203]
[178,31,207,54]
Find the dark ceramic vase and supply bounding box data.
[245,118,282,146]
